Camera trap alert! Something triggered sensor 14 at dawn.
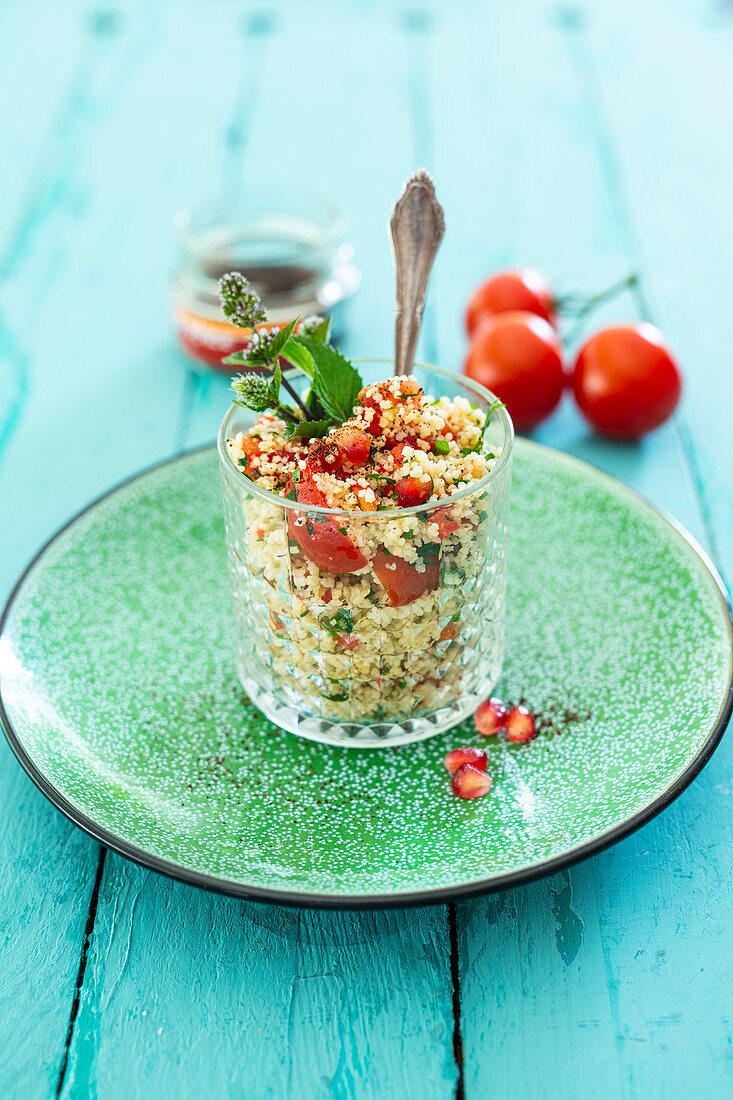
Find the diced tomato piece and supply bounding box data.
[306,440,343,476]
[372,545,440,606]
[439,622,458,641]
[389,440,416,464]
[356,487,378,511]
[286,476,369,575]
[334,426,371,464]
[433,507,461,539]
[395,476,432,508]
[335,632,360,651]
[361,406,381,435]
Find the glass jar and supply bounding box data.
[217,361,514,748]
[172,185,360,370]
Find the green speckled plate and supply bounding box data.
[1,442,731,908]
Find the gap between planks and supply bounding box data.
[55,847,107,1098]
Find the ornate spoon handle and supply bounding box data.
[389,170,445,376]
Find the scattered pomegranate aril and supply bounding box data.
[474,697,508,737]
[451,764,493,800]
[506,705,536,742]
[444,746,488,774]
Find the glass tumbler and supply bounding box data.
[218,360,514,748]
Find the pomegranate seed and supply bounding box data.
[474,697,507,737]
[451,764,492,800]
[395,476,432,508]
[444,746,488,774]
[334,426,371,464]
[306,440,343,476]
[506,705,536,742]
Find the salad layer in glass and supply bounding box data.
[219,360,513,747]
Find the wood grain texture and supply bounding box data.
[1,1,732,1098]
[61,857,456,1099]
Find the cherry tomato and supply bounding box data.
[466,269,555,335]
[395,476,432,508]
[372,546,440,606]
[333,426,371,465]
[305,440,342,476]
[572,324,682,440]
[463,311,564,431]
[286,477,369,574]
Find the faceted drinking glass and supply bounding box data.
[217,360,514,748]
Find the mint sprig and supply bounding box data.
[219,273,362,439]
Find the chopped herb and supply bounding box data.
[433,439,450,455]
[320,608,354,638]
[452,613,461,622]
[338,527,348,535]
[365,473,396,484]
[402,529,414,539]
[417,513,429,524]
[237,457,248,468]
[286,487,297,501]
[292,469,301,482]
[324,691,349,702]
[300,609,309,618]
[397,679,407,689]
[485,451,495,460]
[461,443,481,455]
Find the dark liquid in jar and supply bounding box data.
[202,261,322,305]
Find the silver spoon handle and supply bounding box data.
[389,170,445,376]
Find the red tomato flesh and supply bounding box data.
[334,426,372,464]
[395,476,432,508]
[286,477,369,574]
[372,546,440,606]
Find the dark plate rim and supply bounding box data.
[1,440,731,910]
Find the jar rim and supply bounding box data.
[217,359,514,518]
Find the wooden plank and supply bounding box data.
[0,5,147,1093]
[61,857,456,1099]
[427,2,733,1096]
[581,0,733,583]
[0,2,255,1092]
[57,4,457,1095]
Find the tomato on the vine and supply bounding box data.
[465,269,555,335]
[463,311,564,431]
[571,323,682,439]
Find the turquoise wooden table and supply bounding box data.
[2,1,732,1096]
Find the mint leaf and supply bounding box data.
[287,418,336,439]
[264,318,298,361]
[281,338,316,377]
[297,336,362,421]
[304,316,331,343]
[223,349,248,366]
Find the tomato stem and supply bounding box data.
[556,271,638,316]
